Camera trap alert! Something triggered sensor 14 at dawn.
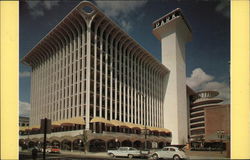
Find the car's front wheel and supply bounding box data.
[152,154,159,160]
[173,155,181,160]
[109,153,115,158]
[128,154,133,159]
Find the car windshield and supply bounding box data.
[52,146,59,149]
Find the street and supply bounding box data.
[19,150,228,160]
[19,152,147,160]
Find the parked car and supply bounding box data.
[50,146,60,153]
[107,147,142,159]
[41,146,52,153]
[151,146,187,160]
[40,146,60,153]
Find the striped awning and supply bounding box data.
[67,117,85,125]
[52,121,61,126]
[159,128,171,133]
[19,126,29,131]
[52,124,60,128]
[124,122,136,128]
[52,117,85,126]
[120,122,133,128]
[133,124,145,130]
[108,121,144,129]
[145,126,171,133]
[147,126,159,132]
[109,120,124,126]
[90,117,111,124]
[61,123,74,127]
[30,125,40,129]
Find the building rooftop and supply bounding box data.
[21,1,169,75]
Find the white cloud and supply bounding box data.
[120,20,132,32]
[44,1,59,10]
[95,1,147,32]
[19,101,31,117]
[95,1,147,18]
[20,71,31,78]
[27,1,60,18]
[186,68,214,90]
[187,68,230,104]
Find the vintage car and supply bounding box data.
[151,146,187,160]
[41,146,60,153]
[50,146,60,153]
[107,147,144,159]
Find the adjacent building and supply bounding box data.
[19,116,29,127]
[20,1,193,151]
[189,91,230,150]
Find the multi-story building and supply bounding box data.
[20,1,192,151]
[189,91,230,150]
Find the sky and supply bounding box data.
[19,0,230,117]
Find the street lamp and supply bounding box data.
[144,122,147,149]
[138,92,147,150]
[143,97,148,150]
[79,139,82,146]
[115,138,118,149]
[217,130,224,154]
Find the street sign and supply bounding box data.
[40,118,52,134]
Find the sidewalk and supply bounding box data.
[186,150,228,159]
[60,150,109,158]
[20,150,229,159]
[59,150,229,159]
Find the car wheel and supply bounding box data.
[109,153,115,158]
[128,154,133,159]
[173,155,180,160]
[152,154,159,160]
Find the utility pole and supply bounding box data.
[43,118,47,160]
[41,118,51,160]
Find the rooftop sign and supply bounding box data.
[152,8,192,33]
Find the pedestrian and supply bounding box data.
[32,147,38,160]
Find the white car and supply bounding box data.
[107,147,142,159]
[40,146,52,153]
[151,146,187,160]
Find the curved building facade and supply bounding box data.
[22,1,168,132]
[189,91,223,146]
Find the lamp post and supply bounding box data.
[144,97,148,151]
[217,130,224,154]
[138,92,147,150]
[144,121,147,150]
[79,139,82,151]
[115,138,118,149]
